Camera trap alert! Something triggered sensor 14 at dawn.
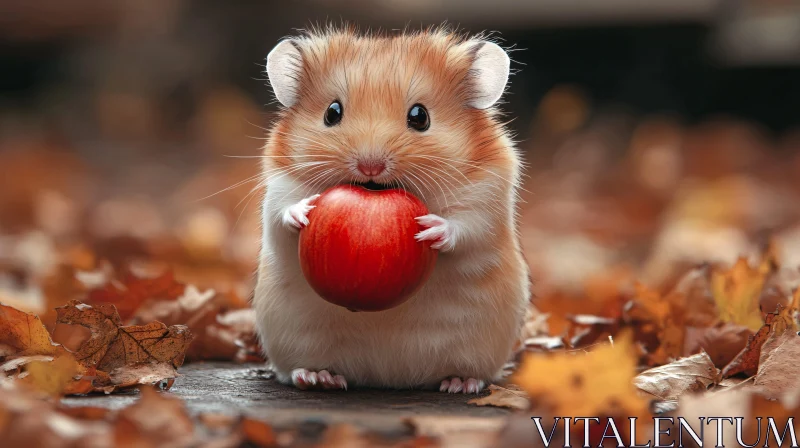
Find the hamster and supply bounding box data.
[253,26,531,393]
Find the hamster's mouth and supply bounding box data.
[352,180,400,191]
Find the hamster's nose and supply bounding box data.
[357,161,386,177]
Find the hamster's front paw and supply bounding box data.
[414,214,455,252]
[282,194,320,230]
[440,377,485,394]
[291,368,348,390]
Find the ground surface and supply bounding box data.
[61,362,511,438]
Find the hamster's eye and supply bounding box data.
[324,101,343,126]
[407,104,430,132]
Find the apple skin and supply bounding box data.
[298,184,438,312]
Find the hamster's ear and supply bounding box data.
[466,41,511,109]
[267,39,303,107]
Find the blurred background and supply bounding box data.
[1,0,800,315]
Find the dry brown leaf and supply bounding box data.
[634,352,720,400]
[723,288,799,378]
[0,302,60,358]
[108,362,178,390]
[56,300,193,371]
[671,264,719,327]
[131,285,261,363]
[0,380,113,447]
[513,332,649,417]
[113,387,195,448]
[624,283,686,365]
[711,256,774,331]
[753,330,800,399]
[468,384,529,410]
[239,417,278,447]
[85,268,186,321]
[683,323,752,368]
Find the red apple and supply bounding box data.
[298,184,437,311]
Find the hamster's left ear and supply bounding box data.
[267,39,303,107]
[466,41,511,109]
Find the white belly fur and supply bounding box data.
[253,213,529,389]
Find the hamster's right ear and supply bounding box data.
[266,39,303,107]
[465,41,511,110]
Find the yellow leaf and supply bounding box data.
[25,354,80,397]
[513,333,649,417]
[711,257,773,331]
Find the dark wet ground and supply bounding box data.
[61,363,510,437]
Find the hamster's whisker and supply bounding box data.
[217,161,328,206]
[308,168,343,197]
[274,130,340,153]
[403,169,442,211]
[412,165,452,210]
[302,167,339,199]
[224,154,338,159]
[274,164,336,206]
[411,162,505,216]
[192,171,270,203]
[409,154,528,205]
[407,154,532,195]
[398,174,426,204]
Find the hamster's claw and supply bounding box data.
[290,368,347,391]
[282,194,320,230]
[415,214,455,252]
[439,377,485,394]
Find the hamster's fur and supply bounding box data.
[253,26,530,393]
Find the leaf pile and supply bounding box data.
[1,300,193,395]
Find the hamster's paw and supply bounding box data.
[439,377,485,394]
[290,368,348,391]
[414,214,455,252]
[282,194,320,230]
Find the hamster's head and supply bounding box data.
[264,28,514,208]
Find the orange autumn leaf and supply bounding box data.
[113,387,195,448]
[513,333,649,417]
[24,354,81,397]
[85,268,186,321]
[625,283,686,365]
[711,256,774,331]
[55,300,193,371]
[0,303,60,358]
[722,291,798,378]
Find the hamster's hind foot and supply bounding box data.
[291,368,348,390]
[439,377,485,394]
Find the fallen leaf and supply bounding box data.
[670,264,719,327]
[113,387,195,448]
[753,330,800,399]
[711,256,774,331]
[723,288,799,378]
[24,354,81,397]
[239,417,278,447]
[634,352,720,400]
[108,362,178,390]
[623,283,686,365]
[0,302,59,357]
[1,354,53,373]
[683,323,752,367]
[0,380,112,447]
[722,312,780,378]
[56,300,193,371]
[513,332,649,417]
[132,286,261,363]
[468,385,529,410]
[86,268,186,321]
